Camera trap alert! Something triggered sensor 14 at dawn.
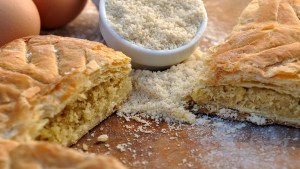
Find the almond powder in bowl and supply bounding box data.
[99,0,207,69]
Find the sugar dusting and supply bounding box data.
[118,48,206,124]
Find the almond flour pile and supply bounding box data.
[118,49,206,124]
[106,0,204,50]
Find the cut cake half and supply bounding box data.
[191,0,300,127]
[0,35,132,146]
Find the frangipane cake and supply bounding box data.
[0,139,127,169]
[191,0,300,127]
[0,35,132,146]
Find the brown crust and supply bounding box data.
[0,139,127,169]
[205,0,300,98]
[191,0,300,128]
[0,35,131,142]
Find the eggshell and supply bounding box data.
[0,0,41,46]
[33,0,88,29]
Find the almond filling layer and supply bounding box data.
[38,77,131,146]
[191,85,300,123]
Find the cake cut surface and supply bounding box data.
[191,0,300,127]
[0,139,127,169]
[0,35,132,146]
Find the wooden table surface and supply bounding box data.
[43,0,300,168]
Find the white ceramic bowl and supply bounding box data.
[99,0,208,70]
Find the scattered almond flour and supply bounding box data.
[116,143,128,152]
[118,48,206,124]
[132,116,151,126]
[106,0,205,50]
[73,114,299,169]
[217,108,238,119]
[247,114,267,125]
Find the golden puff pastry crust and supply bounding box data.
[0,139,127,169]
[0,35,132,146]
[191,0,300,127]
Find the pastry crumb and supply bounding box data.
[97,134,109,142]
[82,143,89,151]
[169,137,177,140]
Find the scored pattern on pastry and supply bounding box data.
[191,0,300,127]
[0,35,132,145]
[0,35,122,91]
[0,35,109,110]
[208,0,300,97]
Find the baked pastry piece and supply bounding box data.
[191,0,300,127]
[0,35,132,146]
[0,139,127,169]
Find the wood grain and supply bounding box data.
[44,0,300,168]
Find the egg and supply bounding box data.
[33,0,88,29]
[0,0,41,47]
